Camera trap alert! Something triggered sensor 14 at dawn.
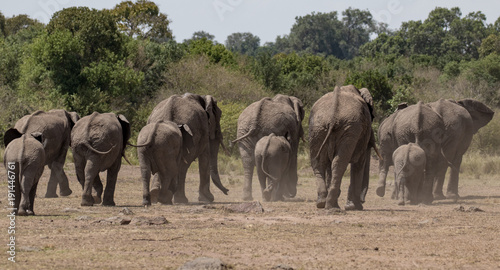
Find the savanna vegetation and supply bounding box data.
[1,1,499,173]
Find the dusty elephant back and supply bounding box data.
[14,110,70,164]
[4,135,45,174]
[71,113,123,161]
[236,98,299,151]
[309,88,372,163]
[147,95,208,160]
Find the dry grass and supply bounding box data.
[1,157,499,269]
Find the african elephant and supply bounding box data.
[135,121,192,206]
[13,109,80,198]
[428,99,494,201]
[233,94,304,201]
[3,129,45,216]
[392,143,426,206]
[376,101,447,204]
[254,133,292,202]
[71,112,130,206]
[309,85,376,210]
[147,93,229,203]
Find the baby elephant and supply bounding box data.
[392,143,426,205]
[135,121,192,206]
[3,129,45,216]
[254,133,292,201]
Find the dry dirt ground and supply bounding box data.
[1,159,500,270]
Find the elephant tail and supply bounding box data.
[314,124,334,161]
[231,128,254,144]
[83,141,116,155]
[261,134,278,182]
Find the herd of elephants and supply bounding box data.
[3,85,495,215]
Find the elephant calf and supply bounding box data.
[71,112,130,206]
[254,133,292,201]
[3,129,45,216]
[135,121,192,206]
[392,143,426,205]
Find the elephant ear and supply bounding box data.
[458,99,495,133]
[117,114,131,150]
[359,88,375,120]
[204,95,218,140]
[30,132,43,144]
[4,128,22,147]
[65,111,80,129]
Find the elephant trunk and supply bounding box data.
[209,138,229,195]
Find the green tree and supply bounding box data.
[184,31,216,45]
[479,34,500,57]
[345,69,393,113]
[5,15,43,36]
[0,11,6,37]
[111,0,172,41]
[340,8,375,58]
[225,32,260,56]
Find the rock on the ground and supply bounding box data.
[177,257,232,270]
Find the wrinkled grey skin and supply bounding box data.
[377,102,446,204]
[147,93,228,203]
[3,129,45,215]
[13,109,79,198]
[309,85,376,210]
[71,112,130,206]
[428,99,494,201]
[392,143,426,206]
[233,94,304,201]
[254,133,292,202]
[135,121,192,206]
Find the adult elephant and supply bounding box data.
[71,112,130,206]
[428,99,494,201]
[13,109,80,198]
[233,94,304,201]
[376,102,447,204]
[309,85,376,210]
[147,93,229,203]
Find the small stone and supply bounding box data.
[178,257,231,270]
[223,201,264,213]
[120,207,134,215]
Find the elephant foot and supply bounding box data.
[345,200,363,211]
[60,189,73,197]
[102,200,116,206]
[446,193,459,202]
[174,194,189,204]
[262,190,272,202]
[81,196,94,207]
[158,200,173,205]
[376,185,386,197]
[198,192,215,203]
[150,187,160,204]
[242,190,253,201]
[325,201,340,210]
[433,192,446,200]
[45,193,59,198]
[397,200,405,206]
[93,195,102,205]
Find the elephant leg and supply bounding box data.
[45,163,59,198]
[240,147,255,201]
[150,174,160,204]
[17,175,32,216]
[73,153,86,189]
[432,159,448,200]
[256,159,270,201]
[141,165,152,206]
[28,181,39,215]
[326,141,356,210]
[157,164,176,205]
[198,150,214,203]
[376,158,390,197]
[92,174,103,205]
[81,158,99,206]
[102,158,121,206]
[446,158,462,202]
[360,150,371,204]
[174,163,189,204]
[420,163,436,205]
[346,155,367,211]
